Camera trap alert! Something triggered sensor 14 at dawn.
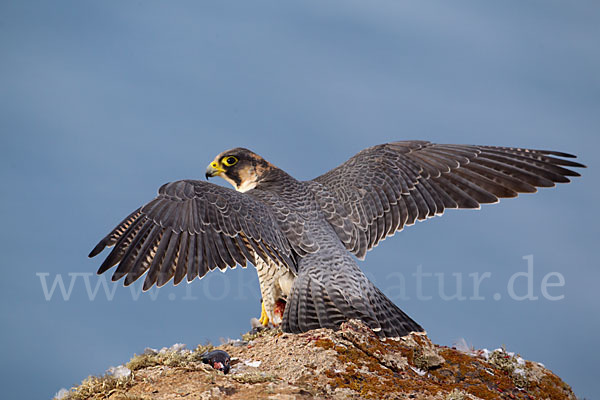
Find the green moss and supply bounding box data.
[487,348,535,389]
[412,347,444,370]
[53,372,135,400]
[512,371,530,389]
[445,388,467,400]
[487,348,516,374]
[242,326,282,342]
[230,372,277,384]
[126,344,213,371]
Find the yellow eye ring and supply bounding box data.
[222,156,238,167]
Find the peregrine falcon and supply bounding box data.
[89,141,584,337]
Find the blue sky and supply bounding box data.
[1,1,598,398]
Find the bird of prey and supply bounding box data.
[89,141,584,337]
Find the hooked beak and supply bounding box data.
[205,162,225,179]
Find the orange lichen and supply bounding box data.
[528,371,574,400]
[313,338,335,351]
[62,321,575,400]
[310,328,575,400]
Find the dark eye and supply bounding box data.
[223,156,238,167]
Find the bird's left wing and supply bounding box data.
[311,141,585,259]
[89,180,295,290]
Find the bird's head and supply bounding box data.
[205,148,273,192]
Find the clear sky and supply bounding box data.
[1,1,598,399]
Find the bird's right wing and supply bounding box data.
[89,180,295,290]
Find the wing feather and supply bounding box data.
[113,223,162,282]
[90,180,296,289]
[312,141,584,258]
[155,231,181,288]
[173,231,189,285]
[135,228,171,288]
[185,233,199,283]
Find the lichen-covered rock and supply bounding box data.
[56,320,576,400]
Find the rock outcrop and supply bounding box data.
[55,320,575,400]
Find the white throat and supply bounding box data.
[236,179,258,193]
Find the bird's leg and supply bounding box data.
[258,300,270,327]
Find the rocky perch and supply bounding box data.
[55,320,575,400]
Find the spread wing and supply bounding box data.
[89,180,296,290]
[312,141,585,259]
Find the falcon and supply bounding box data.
[89,141,584,337]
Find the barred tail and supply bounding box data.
[282,268,423,338]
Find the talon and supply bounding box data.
[258,301,270,326]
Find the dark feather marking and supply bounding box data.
[112,220,155,282]
[174,231,189,285]
[112,224,162,281]
[137,229,172,288]
[155,232,181,288]
[96,215,145,274]
[186,233,199,282]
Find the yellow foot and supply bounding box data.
[258,301,270,327]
